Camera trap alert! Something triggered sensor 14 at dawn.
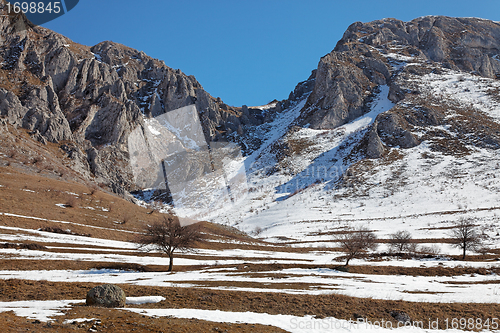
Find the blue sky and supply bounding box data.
[42,0,500,107]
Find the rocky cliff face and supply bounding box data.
[298,16,500,131]
[286,16,500,162]
[0,0,247,194]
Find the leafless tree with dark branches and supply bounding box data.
[448,218,483,260]
[334,225,378,266]
[389,230,413,254]
[136,216,204,272]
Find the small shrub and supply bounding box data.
[407,242,419,256]
[88,183,99,196]
[118,213,131,225]
[419,244,441,255]
[65,195,78,208]
[253,226,263,236]
[388,230,413,254]
[477,246,490,256]
[32,156,44,164]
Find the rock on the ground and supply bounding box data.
[390,310,412,323]
[86,284,126,308]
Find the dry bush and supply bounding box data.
[118,213,131,225]
[477,246,491,256]
[88,183,100,196]
[6,149,18,158]
[388,230,413,254]
[407,242,419,256]
[65,195,78,208]
[419,244,441,255]
[334,225,378,266]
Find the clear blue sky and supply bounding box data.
[42,0,500,107]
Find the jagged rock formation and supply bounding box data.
[298,16,500,131]
[0,1,246,194]
[279,70,317,111]
[289,16,500,160]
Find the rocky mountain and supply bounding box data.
[298,16,500,129]
[212,16,500,242]
[0,1,260,195]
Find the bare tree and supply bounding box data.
[389,230,413,254]
[448,218,483,260]
[334,225,378,266]
[407,242,419,256]
[136,216,203,272]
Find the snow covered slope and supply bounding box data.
[124,17,500,256]
[204,45,500,255]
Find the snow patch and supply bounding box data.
[125,296,166,305]
[0,300,84,322]
[127,307,482,333]
[63,318,98,324]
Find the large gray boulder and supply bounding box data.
[86,284,126,308]
[366,123,386,159]
[376,113,419,149]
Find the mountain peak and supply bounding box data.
[295,16,500,131]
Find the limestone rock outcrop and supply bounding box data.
[298,16,500,130]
